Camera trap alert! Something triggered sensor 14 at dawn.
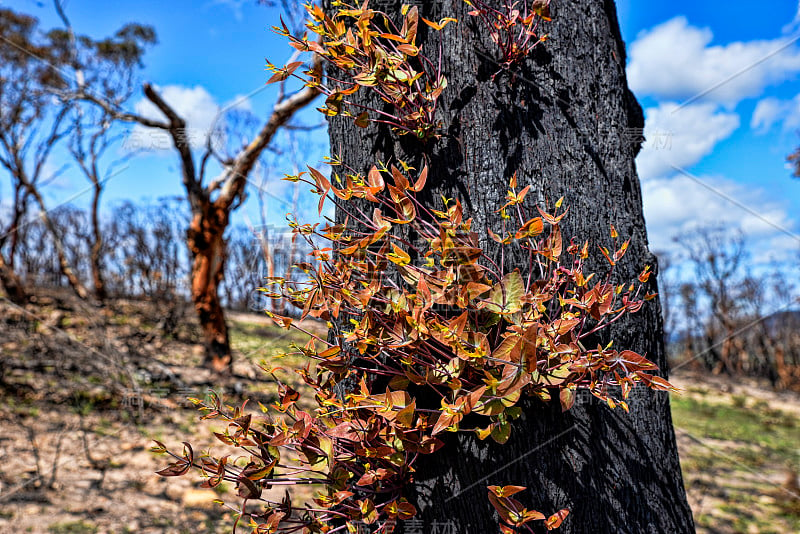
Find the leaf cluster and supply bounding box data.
[157,163,674,533]
[465,0,553,75]
[155,3,672,532]
[267,2,454,140]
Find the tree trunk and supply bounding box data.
[0,252,27,304]
[21,176,90,300]
[324,0,694,532]
[187,202,232,373]
[89,183,107,300]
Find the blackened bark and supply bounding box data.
[324,0,694,532]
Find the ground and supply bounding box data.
[0,294,798,533]
[670,372,800,533]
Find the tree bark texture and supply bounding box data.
[324,0,694,532]
[187,203,231,373]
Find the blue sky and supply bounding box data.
[619,2,800,264]
[4,0,800,268]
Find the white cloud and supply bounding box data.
[636,102,740,179]
[783,1,800,34]
[627,17,800,105]
[762,233,800,264]
[128,85,224,151]
[135,85,221,136]
[751,95,800,133]
[128,86,257,154]
[642,174,795,256]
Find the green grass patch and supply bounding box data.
[229,318,313,363]
[671,395,800,468]
[672,392,800,533]
[48,521,98,534]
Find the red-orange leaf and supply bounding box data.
[155,460,191,477]
[413,165,428,192]
[420,16,457,31]
[546,509,570,530]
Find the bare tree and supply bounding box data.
[104,198,189,299]
[0,9,70,302]
[654,250,679,349]
[788,144,800,178]
[0,6,155,302]
[248,130,308,315]
[677,225,748,374]
[670,224,800,387]
[43,0,320,370]
[53,1,156,302]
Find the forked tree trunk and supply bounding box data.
[129,75,319,373]
[187,202,231,373]
[325,0,694,532]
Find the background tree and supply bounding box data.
[56,10,154,300]
[787,145,800,178]
[677,225,747,374]
[663,223,800,388]
[0,6,155,302]
[0,8,70,303]
[323,0,694,531]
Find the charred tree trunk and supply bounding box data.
[7,182,28,270]
[0,185,29,304]
[187,202,231,373]
[325,0,694,532]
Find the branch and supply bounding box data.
[143,83,183,126]
[70,90,169,129]
[141,83,205,209]
[216,55,322,209]
[52,0,84,90]
[30,105,71,185]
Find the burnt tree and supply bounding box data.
[68,40,321,371]
[323,0,694,532]
[106,81,320,372]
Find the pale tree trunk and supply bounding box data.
[0,252,27,304]
[324,0,694,531]
[257,230,277,313]
[89,182,107,300]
